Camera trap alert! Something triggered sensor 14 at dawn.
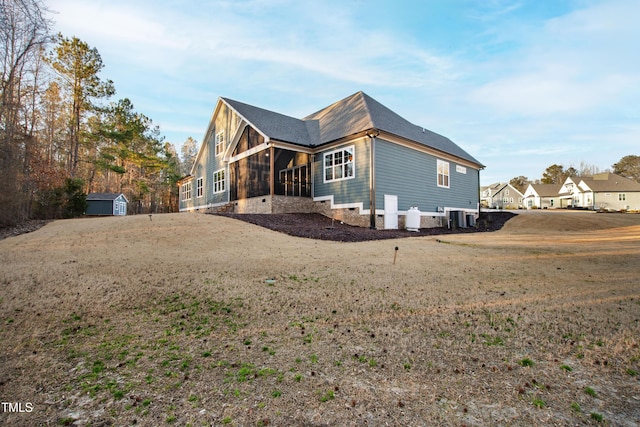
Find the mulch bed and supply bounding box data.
[0,212,515,243]
[217,211,516,242]
[0,219,51,241]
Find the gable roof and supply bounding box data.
[529,184,563,197]
[219,91,482,167]
[87,193,127,201]
[580,173,640,192]
[221,98,317,146]
[481,182,524,197]
[304,92,481,165]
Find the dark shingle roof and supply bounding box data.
[308,92,481,165]
[221,92,482,166]
[86,193,125,201]
[221,98,316,146]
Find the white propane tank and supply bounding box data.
[405,207,421,231]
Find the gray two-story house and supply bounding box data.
[178,91,484,229]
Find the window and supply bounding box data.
[196,177,203,198]
[619,193,626,201]
[215,131,225,157]
[437,159,449,188]
[324,146,354,182]
[505,189,510,196]
[213,169,225,193]
[181,182,192,200]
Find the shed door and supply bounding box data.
[384,195,398,230]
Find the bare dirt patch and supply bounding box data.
[0,211,638,426]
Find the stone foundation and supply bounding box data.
[233,196,273,214]
[198,195,451,230]
[271,196,317,214]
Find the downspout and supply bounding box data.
[269,145,275,198]
[477,169,482,217]
[310,153,315,199]
[367,130,380,229]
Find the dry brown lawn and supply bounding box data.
[0,211,638,426]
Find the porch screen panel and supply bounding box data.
[231,150,270,200]
[273,149,310,197]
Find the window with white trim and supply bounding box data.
[181,182,192,200]
[619,193,626,201]
[196,177,204,198]
[324,146,354,182]
[437,159,450,188]
[215,131,225,157]
[213,169,225,193]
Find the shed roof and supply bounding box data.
[87,193,128,202]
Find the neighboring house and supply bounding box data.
[522,173,640,211]
[577,173,640,211]
[178,91,484,229]
[522,183,563,209]
[558,176,583,208]
[86,193,128,216]
[481,183,524,209]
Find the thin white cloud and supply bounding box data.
[466,0,640,117]
[46,0,638,183]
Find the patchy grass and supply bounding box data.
[1,212,639,426]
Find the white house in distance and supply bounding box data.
[523,173,640,211]
[522,183,562,209]
[578,173,640,211]
[480,182,524,209]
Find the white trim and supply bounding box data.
[196,177,204,198]
[323,145,355,183]
[213,168,226,194]
[215,130,225,157]
[179,201,230,212]
[229,142,270,163]
[223,119,248,161]
[437,159,450,188]
[181,181,192,201]
[313,194,453,217]
[220,98,270,142]
[313,195,365,212]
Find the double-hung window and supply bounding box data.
[619,193,626,201]
[215,131,225,157]
[437,159,450,188]
[213,169,225,193]
[324,146,354,182]
[181,182,192,200]
[196,177,204,198]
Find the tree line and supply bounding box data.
[509,157,639,194]
[1,0,196,227]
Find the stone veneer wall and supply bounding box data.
[271,196,317,214]
[233,196,273,214]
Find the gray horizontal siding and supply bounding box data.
[180,104,236,210]
[313,141,370,208]
[375,139,479,212]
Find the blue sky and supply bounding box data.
[48,0,639,184]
